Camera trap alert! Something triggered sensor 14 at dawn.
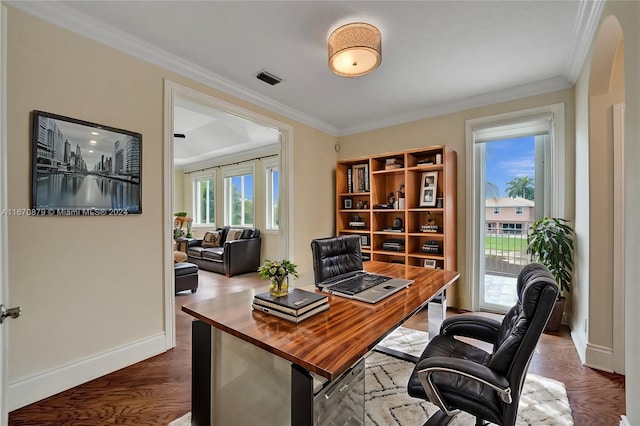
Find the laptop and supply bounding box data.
[311,235,413,303]
[316,270,413,303]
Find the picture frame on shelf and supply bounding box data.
[360,234,370,247]
[343,198,353,209]
[424,259,437,268]
[419,171,438,207]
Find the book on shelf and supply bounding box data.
[252,302,330,323]
[253,288,328,316]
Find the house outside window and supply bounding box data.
[192,171,215,226]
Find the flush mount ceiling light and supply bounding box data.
[328,22,381,77]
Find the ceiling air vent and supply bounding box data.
[256,70,282,86]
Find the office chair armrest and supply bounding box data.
[416,356,512,417]
[440,315,501,344]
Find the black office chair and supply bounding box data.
[407,263,559,426]
[310,235,362,285]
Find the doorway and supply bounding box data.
[163,80,293,349]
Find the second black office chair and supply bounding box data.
[407,263,559,426]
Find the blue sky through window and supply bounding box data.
[485,136,535,197]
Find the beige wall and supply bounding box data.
[337,89,576,308]
[5,6,336,409]
[576,1,640,422]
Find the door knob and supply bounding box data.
[0,305,21,323]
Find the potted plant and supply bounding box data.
[258,259,298,297]
[173,212,188,239]
[526,217,575,332]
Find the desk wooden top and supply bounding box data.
[182,261,459,380]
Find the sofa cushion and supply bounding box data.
[187,246,206,259]
[225,228,245,242]
[201,231,222,248]
[202,247,224,261]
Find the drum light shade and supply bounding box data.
[328,22,381,77]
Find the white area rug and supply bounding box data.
[169,327,573,426]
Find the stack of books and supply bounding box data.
[421,240,440,254]
[385,158,402,169]
[252,288,329,323]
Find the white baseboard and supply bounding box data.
[620,415,631,425]
[584,341,614,373]
[8,332,167,411]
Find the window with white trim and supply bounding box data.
[192,171,215,226]
[223,164,254,227]
[515,206,523,215]
[493,207,501,214]
[264,157,279,230]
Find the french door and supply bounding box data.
[467,105,564,313]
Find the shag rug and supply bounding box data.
[169,327,573,426]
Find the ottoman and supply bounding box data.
[175,262,199,293]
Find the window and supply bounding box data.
[192,172,215,225]
[223,165,254,227]
[264,158,279,230]
[493,207,501,214]
[501,223,523,234]
[515,206,523,215]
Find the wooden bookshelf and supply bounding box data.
[336,146,457,270]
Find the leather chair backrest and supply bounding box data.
[488,263,559,376]
[310,235,363,285]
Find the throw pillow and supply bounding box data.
[173,251,187,263]
[201,231,222,248]
[225,228,245,242]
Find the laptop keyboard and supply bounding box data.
[330,274,390,295]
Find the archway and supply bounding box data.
[586,15,625,373]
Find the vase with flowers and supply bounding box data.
[258,259,298,297]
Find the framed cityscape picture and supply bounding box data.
[31,110,142,215]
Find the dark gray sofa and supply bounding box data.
[186,226,261,277]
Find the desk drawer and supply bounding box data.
[314,358,365,426]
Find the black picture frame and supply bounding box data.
[360,234,369,247]
[31,111,142,215]
[343,198,353,209]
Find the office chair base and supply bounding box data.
[424,410,455,426]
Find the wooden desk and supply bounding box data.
[182,261,459,426]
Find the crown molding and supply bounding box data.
[7,1,597,139]
[6,1,339,137]
[338,77,573,136]
[562,0,607,83]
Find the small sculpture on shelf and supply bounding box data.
[387,192,395,208]
[394,184,405,209]
[420,212,439,233]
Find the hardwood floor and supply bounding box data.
[9,271,625,425]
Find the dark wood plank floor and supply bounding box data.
[9,270,625,425]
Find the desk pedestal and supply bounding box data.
[192,321,365,426]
